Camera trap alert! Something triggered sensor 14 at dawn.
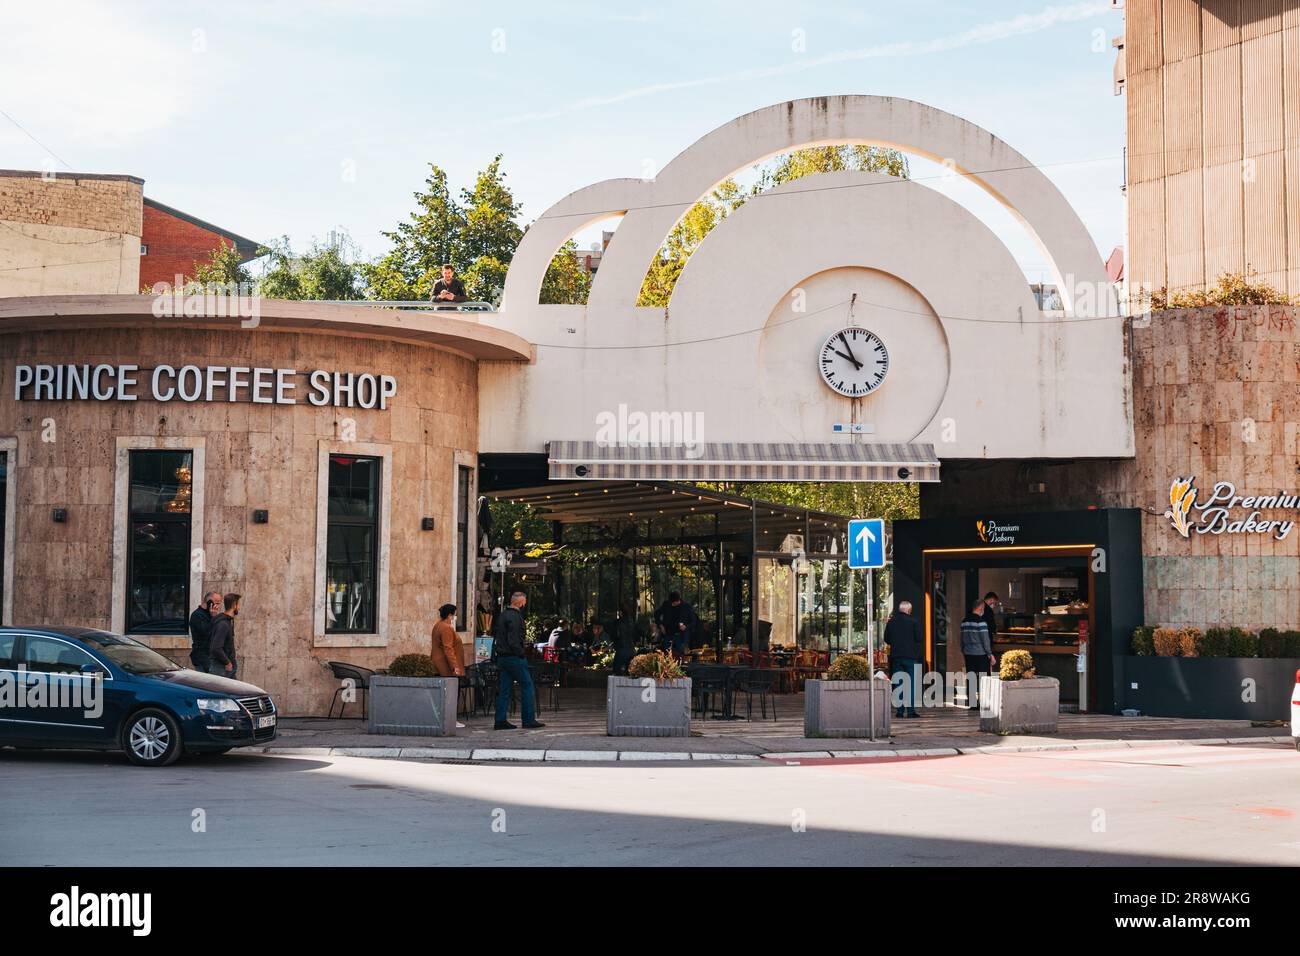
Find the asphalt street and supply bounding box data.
[2,741,1298,866]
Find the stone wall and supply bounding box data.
[0,326,478,714]
[922,304,1300,634]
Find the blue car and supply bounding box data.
[0,625,276,767]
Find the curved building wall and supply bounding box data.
[0,320,483,715]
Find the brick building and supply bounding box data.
[139,198,260,291]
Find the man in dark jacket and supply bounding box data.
[663,592,697,658]
[188,590,221,672]
[492,591,544,730]
[208,593,242,681]
[611,602,636,676]
[885,600,923,718]
[960,597,995,710]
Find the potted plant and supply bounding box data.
[804,653,891,738]
[606,651,691,737]
[978,649,1059,734]
[368,654,458,736]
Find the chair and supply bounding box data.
[686,664,727,719]
[534,662,562,712]
[326,662,376,719]
[476,661,501,716]
[732,668,777,721]
[460,665,488,718]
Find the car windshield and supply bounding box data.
[78,632,181,675]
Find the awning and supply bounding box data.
[546,440,939,482]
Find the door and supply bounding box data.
[16,635,111,744]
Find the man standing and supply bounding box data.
[664,592,697,658]
[492,591,545,731]
[188,590,221,673]
[960,597,995,710]
[982,591,1002,637]
[885,600,923,718]
[208,593,242,681]
[611,602,636,676]
[431,264,467,303]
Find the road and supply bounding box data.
[2,742,1298,865]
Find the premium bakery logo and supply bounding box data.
[1164,476,1298,541]
[977,519,1019,545]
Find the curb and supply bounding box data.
[259,735,1295,764]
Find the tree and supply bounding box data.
[361,164,464,301]
[637,146,909,306]
[190,243,252,289]
[458,155,523,304]
[698,480,918,521]
[257,233,364,300]
[541,239,593,304]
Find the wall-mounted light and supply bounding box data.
[51,508,67,523]
[897,467,911,480]
[252,509,269,524]
[421,517,435,531]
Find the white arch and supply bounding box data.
[501,95,1110,315]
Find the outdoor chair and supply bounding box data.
[326,662,376,719]
[476,661,501,716]
[733,668,777,721]
[534,662,562,712]
[460,665,490,718]
[688,664,728,719]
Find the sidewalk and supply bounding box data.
[264,687,1293,763]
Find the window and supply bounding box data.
[326,454,380,633]
[126,450,193,634]
[24,636,97,675]
[0,631,16,670]
[456,465,471,632]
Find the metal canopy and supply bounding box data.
[485,479,849,546]
[547,440,940,483]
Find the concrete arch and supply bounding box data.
[501,95,1110,315]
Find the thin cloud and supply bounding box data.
[497,0,1113,125]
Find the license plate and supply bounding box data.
[256,715,276,730]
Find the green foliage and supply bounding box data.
[626,651,685,682]
[190,243,252,288]
[1148,269,1292,310]
[998,649,1036,681]
[1226,627,1257,658]
[637,146,909,307]
[1201,627,1231,657]
[1258,628,1300,657]
[1130,626,1155,656]
[256,234,363,300]
[825,653,872,681]
[541,238,593,304]
[697,480,919,521]
[387,654,439,677]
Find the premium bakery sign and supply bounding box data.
[1165,476,1298,541]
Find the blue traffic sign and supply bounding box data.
[848,518,885,569]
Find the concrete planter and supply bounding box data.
[606,676,691,737]
[804,678,892,738]
[1120,656,1300,720]
[368,676,458,736]
[979,676,1059,734]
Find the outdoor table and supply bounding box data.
[709,664,749,721]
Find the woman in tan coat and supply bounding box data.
[430,603,466,678]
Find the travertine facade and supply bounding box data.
[1124,0,1300,299]
[922,304,1300,633]
[0,324,481,715]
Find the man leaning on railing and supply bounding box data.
[431,264,467,304]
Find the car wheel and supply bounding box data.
[122,708,183,767]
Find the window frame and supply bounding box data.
[124,449,194,636]
[324,454,382,635]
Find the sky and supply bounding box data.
[0,0,1128,285]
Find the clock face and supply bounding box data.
[818,327,890,397]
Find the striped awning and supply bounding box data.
[547,440,940,483]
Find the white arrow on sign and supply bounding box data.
[855,523,876,553]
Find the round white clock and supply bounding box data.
[818,327,890,397]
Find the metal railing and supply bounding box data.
[313,299,497,313]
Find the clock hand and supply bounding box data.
[839,332,863,368]
[832,348,863,369]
